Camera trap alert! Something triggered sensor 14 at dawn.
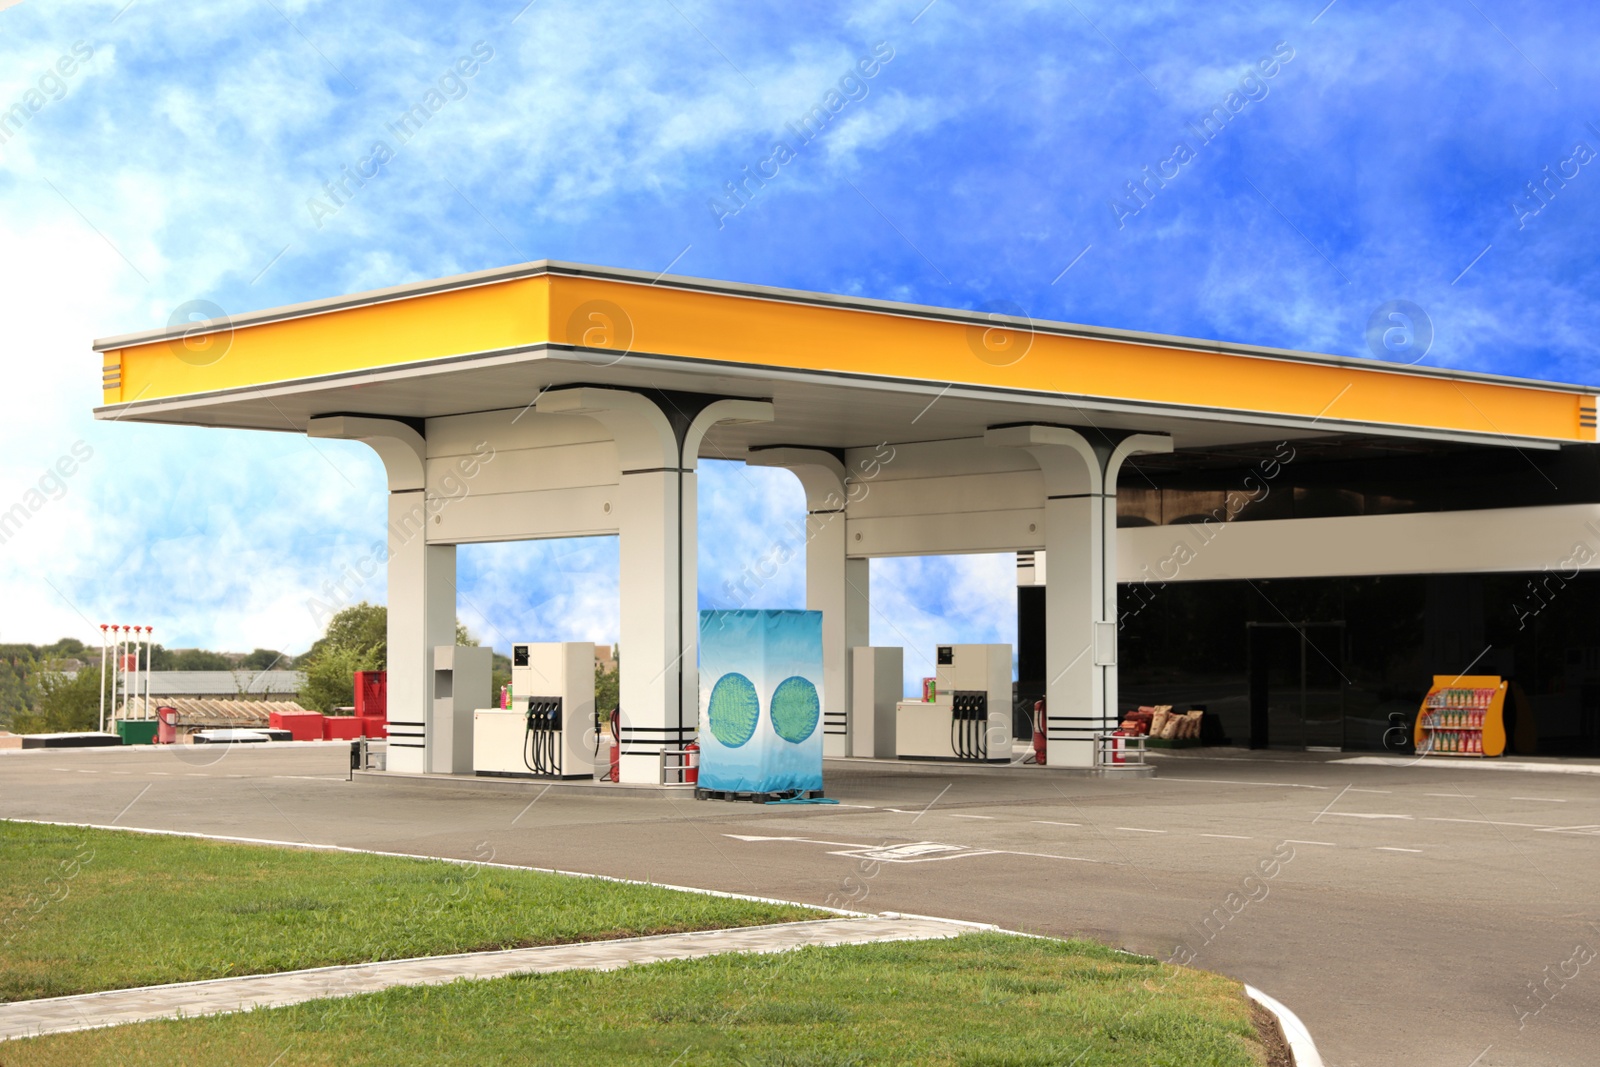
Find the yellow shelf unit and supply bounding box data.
[1413,675,1506,757]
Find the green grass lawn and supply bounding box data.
[0,820,820,1001]
[3,934,1272,1067]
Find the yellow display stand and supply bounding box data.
[1413,675,1506,757]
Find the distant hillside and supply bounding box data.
[0,640,294,730]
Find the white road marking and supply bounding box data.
[949,814,994,820]
[8,820,864,917]
[1117,827,1166,834]
[1316,812,1413,820]
[996,848,1104,864]
[1425,817,1551,829]
[149,772,170,776]
[1348,788,1392,794]
[728,834,1104,866]
[1425,793,1475,798]
[1157,777,1329,790]
[1200,833,1253,840]
[725,834,871,849]
[830,842,999,863]
[1377,847,1423,853]
[1510,796,1566,803]
[1311,784,1353,824]
[833,803,877,809]
[1032,821,1080,827]
[1283,839,1336,846]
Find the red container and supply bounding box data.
[156,706,179,745]
[354,671,387,720]
[323,716,363,741]
[357,716,387,739]
[1108,729,1129,765]
[269,709,325,741]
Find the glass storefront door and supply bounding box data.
[1247,621,1347,750]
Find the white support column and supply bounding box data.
[747,447,869,756]
[537,389,773,783]
[985,426,1170,767]
[309,415,455,774]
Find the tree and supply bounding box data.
[240,648,287,671]
[300,646,381,713]
[15,668,102,733]
[298,603,385,712]
[0,646,37,728]
[298,604,480,713]
[41,637,86,658]
[307,602,387,667]
[595,647,619,717]
[171,649,231,671]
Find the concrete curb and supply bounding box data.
[1246,985,1323,1067]
[828,755,1158,778]
[352,768,693,797]
[1335,755,1600,776]
[0,739,351,757]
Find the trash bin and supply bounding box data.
[115,719,158,745]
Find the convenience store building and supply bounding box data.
[93,261,1600,778]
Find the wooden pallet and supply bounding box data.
[693,787,827,804]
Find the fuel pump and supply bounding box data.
[950,691,989,760]
[522,696,564,776]
[895,644,1013,763]
[473,642,597,780]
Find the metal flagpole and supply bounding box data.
[98,624,109,733]
[143,627,154,719]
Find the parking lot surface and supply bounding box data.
[3,744,1596,1066]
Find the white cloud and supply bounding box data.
[2,0,1597,667]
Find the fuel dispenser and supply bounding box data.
[895,644,1012,763]
[474,642,597,779]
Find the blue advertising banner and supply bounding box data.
[698,609,824,794]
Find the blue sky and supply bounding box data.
[1,0,1595,687]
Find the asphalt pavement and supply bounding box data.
[3,742,1596,1067]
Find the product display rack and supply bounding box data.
[1412,674,1506,757]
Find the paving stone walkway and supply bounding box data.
[0,915,968,1042]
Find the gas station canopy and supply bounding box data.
[95,260,1594,451]
[91,261,1600,781]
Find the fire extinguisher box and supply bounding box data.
[269,710,324,741]
[354,671,387,720]
[322,716,363,741]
